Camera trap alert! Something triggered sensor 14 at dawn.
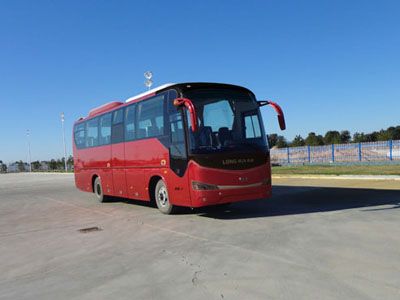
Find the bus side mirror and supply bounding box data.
[173,98,198,132]
[258,100,286,130]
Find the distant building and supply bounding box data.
[40,161,49,171]
[8,162,30,172]
[7,163,18,172]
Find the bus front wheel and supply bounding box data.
[155,180,175,214]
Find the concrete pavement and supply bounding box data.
[0,173,399,299]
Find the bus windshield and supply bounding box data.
[183,88,267,154]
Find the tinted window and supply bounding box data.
[113,109,124,124]
[183,88,266,154]
[112,108,124,143]
[203,100,234,131]
[137,95,165,139]
[86,118,99,147]
[171,114,185,143]
[245,114,262,138]
[99,113,112,145]
[125,105,136,141]
[74,123,86,149]
[170,112,186,159]
[168,89,179,113]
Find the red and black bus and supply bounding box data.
[73,82,285,214]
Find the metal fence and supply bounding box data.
[270,140,400,165]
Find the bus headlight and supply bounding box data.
[192,181,219,190]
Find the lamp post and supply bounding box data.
[144,71,153,90]
[61,112,68,172]
[26,129,32,172]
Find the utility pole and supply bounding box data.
[26,129,32,172]
[61,112,68,172]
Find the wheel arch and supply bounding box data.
[148,174,167,204]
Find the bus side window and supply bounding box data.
[86,118,99,147]
[125,105,136,141]
[112,108,125,144]
[74,123,86,149]
[137,95,164,139]
[169,112,186,159]
[168,89,187,176]
[99,113,112,145]
[244,114,262,138]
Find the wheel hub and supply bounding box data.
[158,186,168,207]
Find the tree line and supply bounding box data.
[31,156,74,171]
[0,161,7,173]
[268,125,400,148]
[0,156,74,173]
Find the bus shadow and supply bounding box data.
[105,196,156,207]
[104,195,198,214]
[196,186,400,220]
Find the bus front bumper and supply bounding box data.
[190,181,272,207]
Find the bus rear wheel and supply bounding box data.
[94,177,107,203]
[155,180,175,214]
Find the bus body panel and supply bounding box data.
[125,138,169,168]
[124,138,190,206]
[125,138,169,200]
[111,142,127,197]
[125,167,146,200]
[188,161,271,207]
[161,168,191,206]
[73,144,113,194]
[97,144,113,195]
[72,144,84,191]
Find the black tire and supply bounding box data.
[94,177,107,203]
[155,180,175,214]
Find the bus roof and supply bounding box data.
[124,82,253,103]
[125,83,176,103]
[88,101,124,117]
[77,82,253,122]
